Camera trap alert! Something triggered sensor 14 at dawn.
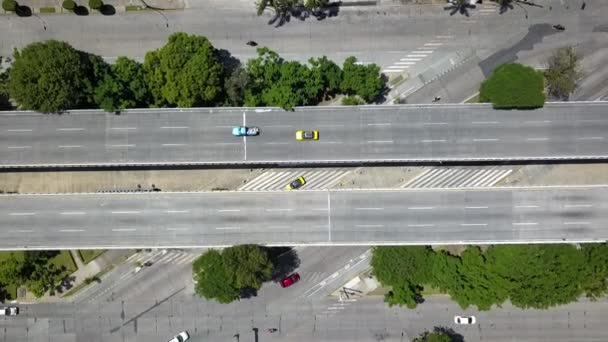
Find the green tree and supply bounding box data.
[223,244,273,290]
[143,33,224,107]
[304,0,328,11]
[62,0,76,10]
[341,96,363,105]
[0,253,25,285]
[372,246,435,286]
[479,63,545,109]
[245,48,323,109]
[581,243,608,299]
[385,280,422,309]
[9,41,106,112]
[2,0,17,11]
[444,0,476,16]
[412,330,453,342]
[94,57,150,111]
[193,249,240,303]
[309,56,343,98]
[544,46,583,100]
[224,67,250,106]
[0,56,11,110]
[340,56,385,103]
[192,245,274,304]
[89,0,102,9]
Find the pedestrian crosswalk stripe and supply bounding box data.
[403,167,512,188]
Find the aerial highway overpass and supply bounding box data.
[1,102,607,168]
[1,186,606,249]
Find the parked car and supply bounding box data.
[232,126,260,136]
[454,315,476,325]
[285,176,306,190]
[0,307,18,316]
[280,273,301,288]
[296,130,319,141]
[167,331,190,342]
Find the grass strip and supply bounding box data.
[39,6,56,13]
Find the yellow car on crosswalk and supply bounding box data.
[285,176,306,190]
[296,130,319,141]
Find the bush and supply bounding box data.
[62,0,76,10]
[479,63,545,109]
[89,0,102,9]
[2,0,17,11]
[341,95,363,106]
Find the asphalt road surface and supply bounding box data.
[1,186,607,249]
[2,102,608,168]
[4,296,607,341]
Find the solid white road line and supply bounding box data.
[515,205,540,208]
[577,137,604,140]
[58,145,83,148]
[165,210,190,213]
[57,128,85,131]
[109,144,135,147]
[7,129,33,132]
[472,121,499,124]
[10,212,36,216]
[408,207,435,210]
[111,211,141,214]
[355,208,384,210]
[513,222,538,226]
[112,228,137,232]
[218,209,241,212]
[563,222,590,225]
[564,204,593,208]
[161,126,188,129]
[60,229,85,232]
[162,143,188,146]
[421,139,446,143]
[460,223,488,227]
[474,138,500,142]
[7,146,32,149]
[110,127,137,130]
[60,212,86,215]
[367,140,394,144]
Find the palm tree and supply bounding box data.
[444,0,476,17]
[493,0,515,14]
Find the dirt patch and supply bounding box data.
[332,166,426,189]
[498,164,608,187]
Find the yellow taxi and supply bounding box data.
[285,176,306,190]
[296,130,319,141]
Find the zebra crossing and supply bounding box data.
[127,249,199,267]
[239,168,354,191]
[402,167,512,188]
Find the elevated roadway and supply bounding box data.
[1,102,608,168]
[1,186,606,249]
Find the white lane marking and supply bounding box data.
[312,208,329,211]
[367,140,394,144]
[515,205,539,209]
[406,54,427,57]
[513,222,538,226]
[60,229,85,232]
[473,138,500,142]
[466,206,489,209]
[167,227,190,231]
[472,121,499,124]
[577,137,604,140]
[319,141,343,144]
[9,229,33,233]
[60,212,86,215]
[268,226,289,229]
[526,138,549,141]
[165,210,190,213]
[414,50,434,53]
[563,222,590,225]
[564,204,593,208]
[265,208,293,212]
[399,58,422,61]
[355,207,384,210]
[460,223,488,227]
[162,143,188,146]
[58,145,83,148]
[215,142,241,145]
[408,207,435,210]
[57,128,85,131]
[264,142,289,145]
[408,224,435,227]
[356,224,384,228]
[10,212,36,216]
[110,144,135,147]
[367,123,391,126]
[421,139,446,143]
[217,209,241,212]
[160,126,188,129]
[7,129,33,132]
[424,43,443,46]
[111,211,141,214]
[423,122,448,125]
[395,62,417,65]
[525,120,551,124]
[383,69,408,73]
[110,127,137,130]
[7,146,32,149]
[216,227,241,230]
[112,228,137,232]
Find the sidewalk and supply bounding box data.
[2,0,184,15]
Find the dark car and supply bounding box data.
[280,273,301,288]
[285,176,306,190]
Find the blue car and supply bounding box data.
[232,126,260,136]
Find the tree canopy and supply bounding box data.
[340,56,385,103]
[479,63,545,109]
[544,46,583,100]
[94,57,150,111]
[8,40,105,113]
[372,243,608,311]
[144,32,224,107]
[0,251,69,299]
[0,56,11,110]
[192,245,274,303]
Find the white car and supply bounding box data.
[454,315,476,324]
[0,307,19,316]
[168,331,189,342]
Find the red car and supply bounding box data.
[280,273,301,288]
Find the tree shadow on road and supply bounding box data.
[100,4,115,15]
[268,3,340,28]
[15,5,32,17]
[264,247,300,281]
